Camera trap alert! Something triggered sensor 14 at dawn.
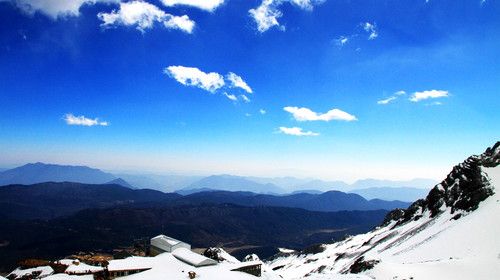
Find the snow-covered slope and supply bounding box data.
[120,252,279,280]
[268,142,500,280]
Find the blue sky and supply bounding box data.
[0,0,498,182]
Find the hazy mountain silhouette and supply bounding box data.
[185,174,286,194]
[0,162,116,186]
[106,178,135,189]
[350,187,429,202]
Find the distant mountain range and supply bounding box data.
[0,162,438,202]
[179,175,435,202]
[183,174,286,194]
[0,182,180,220]
[0,181,408,221]
[106,178,136,189]
[0,163,117,186]
[349,178,437,189]
[172,190,410,212]
[349,187,429,202]
[114,173,202,193]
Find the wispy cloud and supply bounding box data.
[377,90,406,105]
[223,92,237,101]
[64,113,108,126]
[284,106,357,122]
[98,1,195,33]
[363,22,378,40]
[160,0,225,12]
[378,89,450,105]
[249,0,323,33]
[409,90,449,102]
[164,66,253,103]
[377,96,397,105]
[240,95,251,103]
[426,101,443,106]
[5,0,119,19]
[334,36,349,47]
[260,109,266,115]
[279,126,319,136]
[164,66,225,92]
[226,72,253,93]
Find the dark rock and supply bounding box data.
[346,256,380,274]
[203,247,225,262]
[381,208,405,226]
[301,244,326,255]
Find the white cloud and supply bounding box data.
[377,96,397,105]
[409,90,449,102]
[7,0,119,19]
[240,94,251,103]
[428,101,443,106]
[98,1,195,33]
[376,90,407,105]
[260,109,266,115]
[64,113,108,126]
[163,14,195,32]
[335,36,349,47]
[164,66,224,92]
[363,22,378,40]
[226,72,253,93]
[249,0,282,33]
[279,126,319,136]
[249,0,324,33]
[223,92,237,101]
[283,106,357,122]
[165,66,255,102]
[160,0,225,11]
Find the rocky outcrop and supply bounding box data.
[203,248,226,262]
[243,254,260,262]
[384,141,499,226]
[346,257,380,274]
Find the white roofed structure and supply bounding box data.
[7,266,54,279]
[107,256,154,279]
[150,235,191,256]
[65,262,104,275]
[172,248,218,267]
[44,274,94,280]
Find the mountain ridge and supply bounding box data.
[268,141,500,279]
[0,182,408,221]
[0,162,116,186]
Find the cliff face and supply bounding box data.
[384,141,499,226]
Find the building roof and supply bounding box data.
[7,266,54,279]
[229,260,262,271]
[107,257,155,272]
[172,248,218,267]
[65,262,104,274]
[150,235,189,250]
[44,274,94,280]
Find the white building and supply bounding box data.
[172,248,218,267]
[107,256,154,279]
[150,235,191,256]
